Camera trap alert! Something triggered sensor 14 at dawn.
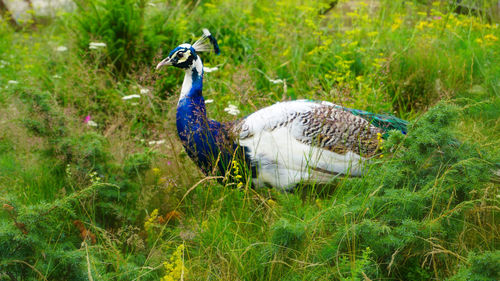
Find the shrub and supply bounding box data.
[0,184,101,280]
[74,0,147,75]
[328,102,498,279]
[57,132,110,175]
[448,251,500,281]
[123,150,154,177]
[270,218,306,249]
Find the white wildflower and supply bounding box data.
[122,94,141,100]
[140,88,150,95]
[205,99,214,104]
[148,140,166,145]
[56,46,68,52]
[7,80,19,85]
[87,120,98,127]
[89,42,107,50]
[0,60,8,68]
[53,74,61,79]
[224,104,240,116]
[268,78,284,84]
[494,169,500,177]
[203,66,219,73]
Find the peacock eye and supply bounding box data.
[177,52,184,58]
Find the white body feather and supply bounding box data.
[235,100,366,191]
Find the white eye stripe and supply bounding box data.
[177,50,191,63]
[171,51,181,58]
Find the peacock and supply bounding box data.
[156,29,408,191]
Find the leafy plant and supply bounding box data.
[74,0,147,75]
[448,251,500,281]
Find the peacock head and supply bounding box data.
[156,29,220,70]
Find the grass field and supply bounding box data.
[0,0,499,280]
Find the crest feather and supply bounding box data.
[192,29,220,54]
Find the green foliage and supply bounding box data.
[448,251,500,281]
[379,103,495,201]
[73,0,198,76]
[123,150,154,177]
[75,0,147,74]
[322,102,498,280]
[270,218,306,249]
[0,184,101,280]
[20,89,67,138]
[57,132,110,174]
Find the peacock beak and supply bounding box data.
[156,57,172,69]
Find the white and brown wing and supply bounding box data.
[231,100,382,191]
[294,103,382,156]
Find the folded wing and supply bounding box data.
[232,100,383,190]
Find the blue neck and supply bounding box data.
[176,59,225,173]
[176,59,207,142]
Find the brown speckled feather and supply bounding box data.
[234,102,383,157]
[296,105,382,157]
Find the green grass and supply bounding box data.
[1,0,499,280]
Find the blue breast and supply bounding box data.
[175,64,257,180]
[175,71,234,174]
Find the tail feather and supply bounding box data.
[342,107,409,135]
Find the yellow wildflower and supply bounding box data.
[391,18,402,31]
[144,209,159,231]
[377,133,384,150]
[304,18,317,29]
[231,160,245,188]
[267,199,277,208]
[416,21,429,31]
[250,18,265,25]
[345,28,361,37]
[373,57,388,69]
[484,34,498,42]
[161,244,187,281]
[282,47,290,57]
[346,12,358,18]
[201,220,209,231]
[204,3,216,9]
[376,132,383,143]
[315,199,322,208]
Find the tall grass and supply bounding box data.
[0,0,499,280]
